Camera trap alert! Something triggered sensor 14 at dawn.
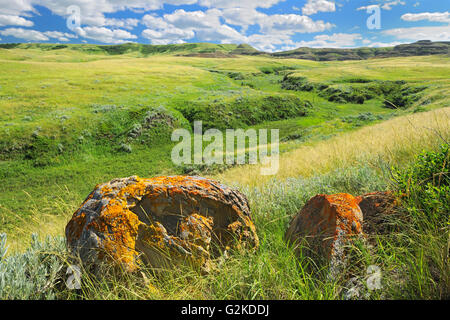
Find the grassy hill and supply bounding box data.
[1,40,448,61]
[0,44,448,299]
[272,40,450,61]
[0,42,243,57]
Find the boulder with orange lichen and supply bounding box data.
[285,193,363,276]
[65,175,259,272]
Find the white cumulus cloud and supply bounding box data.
[142,9,247,44]
[302,0,336,16]
[198,0,284,9]
[366,41,405,47]
[357,1,405,12]
[0,27,78,41]
[401,12,450,23]
[0,27,48,41]
[259,14,334,34]
[43,31,77,42]
[0,0,35,16]
[141,8,334,48]
[383,26,450,42]
[381,1,405,11]
[289,33,362,49]
[0,14,33,27]
[75,26,137,44]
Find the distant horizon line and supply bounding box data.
[1,39,448,53]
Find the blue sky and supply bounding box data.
[0,0,448,52]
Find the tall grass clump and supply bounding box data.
[384,144,449,299]
[3,185,79,253]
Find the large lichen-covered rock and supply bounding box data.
[65,176,259,272]
[285,193,363,275]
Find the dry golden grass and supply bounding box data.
[4,187,77,253]
[216,107,450,188]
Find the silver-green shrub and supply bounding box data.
[0,234,66,300]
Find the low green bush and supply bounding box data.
[281,76,320,92]
[260,66,297,75]
[392,144,449,224]
[281,76,427,108]
[23,135,65,167]
[227,72,245,80]
[177,94,311,131]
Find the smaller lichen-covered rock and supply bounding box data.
[285,193,363,275]
[356,191,401,235]
[65,176,259,272]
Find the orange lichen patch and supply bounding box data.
[326,193,363,234]
[285,193,363,263]
[138,223,170,250]
[116,178,148,200]
[66,211,87,244]
[225,216,259,248]
[179,214,213,247]
[87,200,142,271]
[148,175,214,189]
[100,185,114,196]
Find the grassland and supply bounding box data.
[0,44,448,300]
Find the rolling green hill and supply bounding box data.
[272,40,450,60]
[0,42,242,57]
[1,40,448,61]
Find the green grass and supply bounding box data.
[0,48,447,238]
[0,165,391,300]
[1,160,447,299]
[0,47,421,234]
[0,45,449,300]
